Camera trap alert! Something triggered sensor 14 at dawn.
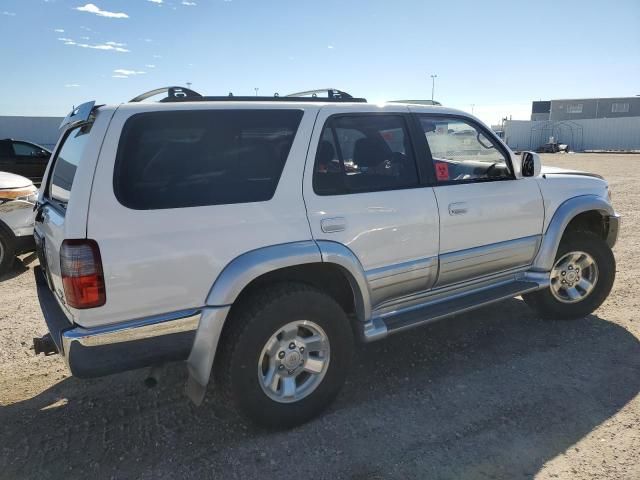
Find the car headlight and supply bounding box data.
[0,185,38,204]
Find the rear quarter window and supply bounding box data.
[113,109,304,209]
[49,124,92,206]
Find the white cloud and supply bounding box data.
[327,45,334,49]
[152,54,162,59]
[112,75,128,78]
[148,0,163,3]
[65,84,81,88]
[58,37,129,52]
[75,3,129,19]
[113,69,146,76]
[54,28,65,33]
[182,1,197,5]
[1,11,16,16]
[145,64,156,68]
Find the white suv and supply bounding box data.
[33,87,619,427]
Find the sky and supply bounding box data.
[0,0,639,126]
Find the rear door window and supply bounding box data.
[313,115,419,195]
[49,124,92,206]
[113,109,304,210]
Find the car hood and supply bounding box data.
[540,165,603,180]
[0,172,34,190]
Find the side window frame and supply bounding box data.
[312,113,426,196]
[410,113,515,187]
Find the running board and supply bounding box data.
[362,279,542,341]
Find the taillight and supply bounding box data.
[60,239,106,309]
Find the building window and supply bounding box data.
[611,102,630,113]
[566,103,583,114]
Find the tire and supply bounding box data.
[523,231,615,320]
[0,229,16,277]
[216,282,354,428]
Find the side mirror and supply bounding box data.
[521,151,541,177]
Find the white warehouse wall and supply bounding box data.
[504,117,640,152]
[0,116,64,150]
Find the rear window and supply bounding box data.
[49,124,92,207]
[114,109,304,209]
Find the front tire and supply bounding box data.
[524,231,615,320]
[216,282,354,428]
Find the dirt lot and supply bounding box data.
[0,154,638,480]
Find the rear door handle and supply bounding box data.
[321,217,347,233]
[448,202,468,215]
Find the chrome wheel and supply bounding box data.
[258,320,330,404]
[550,251,599,304]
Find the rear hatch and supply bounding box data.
[34,103,114,323]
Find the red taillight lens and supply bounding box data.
[60,239,106,309]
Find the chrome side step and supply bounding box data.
[362,279,543,342]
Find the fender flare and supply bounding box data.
[187,240,371,403]
[531,194,615,272]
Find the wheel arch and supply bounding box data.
[532,195,616,272]
[187,241,370,403]
[205,240,371,322]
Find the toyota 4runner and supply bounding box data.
[33,87,620,427]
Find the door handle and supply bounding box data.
[321,217,347,233]
[448,202,468,216]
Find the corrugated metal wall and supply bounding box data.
[0,116,63,150]
[504,117,640,151]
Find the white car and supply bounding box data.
[0,172,37,275]
[32,87,619,427]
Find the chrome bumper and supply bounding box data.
[606,213,621,248]
[35,266,206,378]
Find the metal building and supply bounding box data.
[531,96,640,121]
[0,116,63,150]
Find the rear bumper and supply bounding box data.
[34,266,202,378]
[606,213,621,248]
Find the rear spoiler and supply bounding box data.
[59,101,96,130]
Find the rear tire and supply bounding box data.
[0,229,16,276]
[216,282,354,428]
[523,231,615,320]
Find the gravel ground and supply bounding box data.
[0,154,638,480]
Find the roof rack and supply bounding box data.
[128,86,366,103]
[129,86,203,103]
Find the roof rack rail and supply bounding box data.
[128,86,366,103]
[129,86,203,103]
[284,88,356,100]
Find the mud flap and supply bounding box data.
[185,306,230,405]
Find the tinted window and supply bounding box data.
[49,124,91,206]
[313,115,419,195]
[114,109,303,209]
[419,115,511,183]
[13,142,41,156]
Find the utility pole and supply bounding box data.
[430,74,437,102]
[254,87,259,96]
[186,82,192,89]
[471,104,475,114]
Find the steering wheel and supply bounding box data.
[484,162,500,177]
